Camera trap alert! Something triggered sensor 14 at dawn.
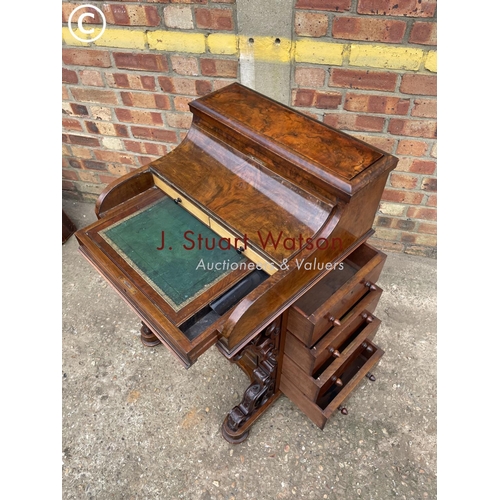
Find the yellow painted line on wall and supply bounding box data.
[62,28,437,73]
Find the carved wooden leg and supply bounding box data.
[140,322,161,347]
[222,318,281,444]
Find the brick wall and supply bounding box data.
[62,0,437,257]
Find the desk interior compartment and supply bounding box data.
[287,243,386,347]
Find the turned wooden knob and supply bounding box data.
[333,377,343,387]
[339,406,348,415]
[361,313,373,323]
[325,314,341,326]
[366,372,376,382]
[174,197,182,204]
[364,281,377,291]
[328,347,340,358]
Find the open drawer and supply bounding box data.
[280,340,384,429]
[284,284,382,375]
[282,312,381,400]
[287,243,386,347]
[76,186,270,367]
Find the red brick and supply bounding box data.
[137,156,159,166]
[79,70,104,87]
[124,140,169,156]
[63,117,83,131]
[63,86,70,100]
[295,12,329,37]
[71,88,119,105]
[158,0,207,3]
[166,113,193,129]
[62,169,79,182]
[421,177,437,191]
[70,146,94,159]
[409,159,436,174]
[295,67,326,87]
[85,122,129,137]
[99,174,121,185]
[106,73,156,91]
[396,140,428,156]
[115,108,164,126]
[200,58,238,77]
[114,52,168,72]
[419,222,437,235]
[102,4,161,26]
[390,173,419,190]
[329,69,398,92]
[63,68,78,84]
[62,3,95,23]
[68,103,88,116]
[296,0,351,11]
[67,134,100,147]
[131,126,178,143]
[333,17,406,43]
[357,0,436,18]
[382,189,424,204]
[389,118,436,139]
[195,8,233,31]
[212,79,235,91]
[171,56,199,76]
[68,158,83,169]
[350,133,396,152]
[344,93,410,115]
[158,77,212,96]
[83,160,107,171]
[409,21,437,45]
[293,89,315,107]
[401,233,437,247]
[324,113,385,132]
[94,150,136,165]
[406,206,437,221]
[315,92,342,109]
[121,92,170,110]
[411,99,436,118]
[63,48,111,68]
[62,180,77,192]
[400,74,437,96]
[426,194,437,207]
[173,96,193,111]
[395,219,416,231]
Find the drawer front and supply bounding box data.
[280,340,384,429]
[284,284,382,375]
[282,313,381,401]
[288,244,386,347]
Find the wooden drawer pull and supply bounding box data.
[364,281,377,291]
[366,372,376,382]
[361,313,373,323]
[327,346,341,358]
[338,406,348,415]
[325,314,341,326]
[332,376,343,387]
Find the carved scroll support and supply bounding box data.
[222,318,282,444]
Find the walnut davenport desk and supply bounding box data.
[76,83,398,443]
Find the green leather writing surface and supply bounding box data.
[100,197,246,312]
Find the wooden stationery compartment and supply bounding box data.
[284,284,382,375]
[280,340,383,429]
[282,312,381,401]
[288,244,386,347]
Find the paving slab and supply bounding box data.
[62,199,437,500]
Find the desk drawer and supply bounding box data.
[280,340,384,429]
[288,244,386,347]
[282,312,381,401]
[284,285,382,375]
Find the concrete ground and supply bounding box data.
[62,198,437,500]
